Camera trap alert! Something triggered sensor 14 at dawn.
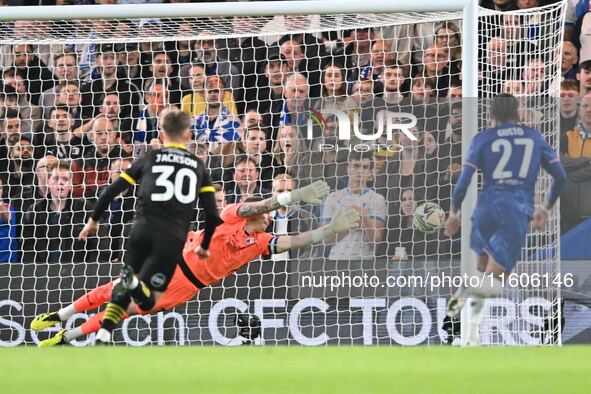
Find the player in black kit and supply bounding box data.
[78,109,219,344]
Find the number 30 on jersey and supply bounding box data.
[151,165,198,203]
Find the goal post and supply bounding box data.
[0,0,567,346]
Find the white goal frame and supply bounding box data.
[1,0,482,346]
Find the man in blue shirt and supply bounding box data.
[444,93,567,344]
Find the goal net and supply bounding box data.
[0,1,566,346]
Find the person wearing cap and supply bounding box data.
[80,43,142,132]
[254,51,291,137]
[115,42,143,93]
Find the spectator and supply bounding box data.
[181,63,238,117]
[80,43,142,132]
[417,43,457,96]
[360,40,394,82]
[577,60,591,96]
[481,0,517,11]
[434,22,462,73]
[41,106,87,161]
[135,83,168,145]
[221,16,268,114]
[1,74,42,135]
[410,77,435,103]
[74,92,122,142]
[522,58,547,96]
[165,22,194,72]
[273,125,320,186]
[116,43,143,95]
[192,33,241,91]
[562,93,591,162]
[278,15,325,97]
[316,63,348,111]
[193,75,241,154]
[11,43,55,105]
[560,80,580,135]
[280,73,311,128]
[343,28,375,82]
[20,155,59,213]
[320,151,387,261]
[73,116,129,198]
[6,139,35,220]
[381,62,408,105]
[144,50,182,106]
[267,173,319,260]
[346,79,383,137]
[0,110,25,176]
[255,52,290,132]
[39,48,79,112]
[481,37,509,95]
[242,126,284,190]
[22,160,94,264]
[242,110,265,133]
[0,178,19,264]
[562,41,579,81]
[224,155,271,204]
[54,82,83,128]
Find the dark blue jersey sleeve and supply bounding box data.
[451,136,481,210]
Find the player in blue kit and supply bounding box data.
[443,93,567,345]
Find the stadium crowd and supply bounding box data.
[0,0,586,265]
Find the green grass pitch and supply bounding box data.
[2,346,590,394]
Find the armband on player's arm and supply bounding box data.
[90,177,132,221]
[199,190,220,250]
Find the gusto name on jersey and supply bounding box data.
[496,127,524,137]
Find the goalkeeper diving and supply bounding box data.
[442,93,567,345]
[32,181,361,346]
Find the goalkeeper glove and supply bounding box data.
[311,208,361,242]
[277,180,330,206]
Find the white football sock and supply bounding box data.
[63,327,84,343]
[95,328,111,343]
[57,304,77,321]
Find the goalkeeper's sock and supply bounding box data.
[57,305,77,321]
[470,276,504,298]
[72,282,114,314]
[63,326,84,343]
[129,281,156,312]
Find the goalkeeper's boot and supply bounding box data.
[38,329,67,347]
[119,264,135,290]
[31,312,62,331]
